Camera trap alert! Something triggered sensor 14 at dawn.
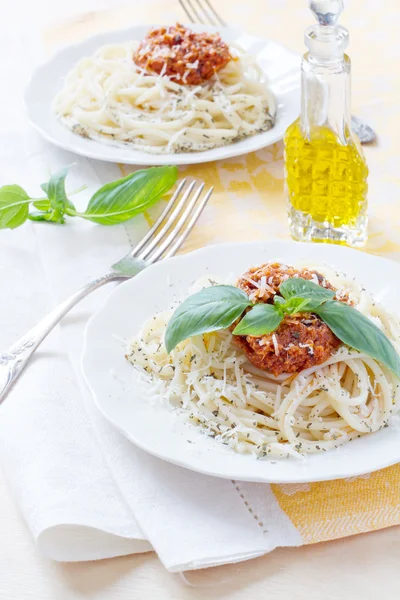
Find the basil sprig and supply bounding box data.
[165,277,400,378]
[0,165,177,230]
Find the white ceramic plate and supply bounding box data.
[24,24,300,166]
[82,241,400,483]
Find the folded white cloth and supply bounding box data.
[0,25,301,570]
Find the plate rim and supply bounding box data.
[81,240,400,483]
[23,23,300,166]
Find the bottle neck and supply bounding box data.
[300,52,351,144]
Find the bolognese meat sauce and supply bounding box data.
[133,23,232,85]
[234,263,346,376]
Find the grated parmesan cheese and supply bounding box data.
[241,275,261,289]
[299,342,314,356]
[272,334,280,356]
[186,60,200,69]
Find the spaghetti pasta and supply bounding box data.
[53,40,276,154]
[125,266,400,459]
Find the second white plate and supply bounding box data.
[24,24,300,165]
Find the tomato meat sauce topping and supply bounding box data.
[233,263,349,377]
[133,23,232,85]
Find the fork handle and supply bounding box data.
[0,272,124,405]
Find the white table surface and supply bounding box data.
[2,0,400,597]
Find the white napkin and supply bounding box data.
[0,26,302,570]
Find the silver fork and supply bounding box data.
[179,0,226,26]
[0,179,213,403]
[179,0,376,144]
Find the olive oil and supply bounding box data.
[286,119,368,230]
[285,0,368,246]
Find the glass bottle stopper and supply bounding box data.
[306,0,348,60]
[309,0,343,26]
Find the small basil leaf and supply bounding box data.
[48,209,66,224]
[45,167,75,213]
[283,297,314,315]
[0,185,31,229]
[83,166,178,225]
[28,210,64,223]
[274,294,325,314]
[33,199,51,211]
[273,296,286,307]
[298,297,328,311]
[165,285,251,353]
[233,304,283,336]
[28,212,51,222]
[315,301,400,378]
[280,277,335,303]
[40,182,49,195]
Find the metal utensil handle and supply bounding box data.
[0,272,121,404]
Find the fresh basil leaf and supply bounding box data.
[28,212,51,222]
[0,185,31,229]
[165,285,251,353]
[82,166,178,225]
[315,301,400,378]
[48,210,66,224]
[44,167,75,213]
[273,296,286,307]
[233,304,283,336]
[33,199,51,211]
[298,297,328,311]
[274,292,325,314]
[28,210,62,223]
[41,182,85,200]
[280,278,335,304]
[282,296,314,315]
[40,182,49,195]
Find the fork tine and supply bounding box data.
[161,186,213,260]
[179,0,205,23]
[144,182,205,262]
[180,0,227,27]
[192,0,218,26]
[201,0,227,26]
[138,180,197,260]
[131,178,187,257]
[192,0,222,26]
[179,0,195,22]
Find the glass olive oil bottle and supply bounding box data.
[285,0,368,246]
